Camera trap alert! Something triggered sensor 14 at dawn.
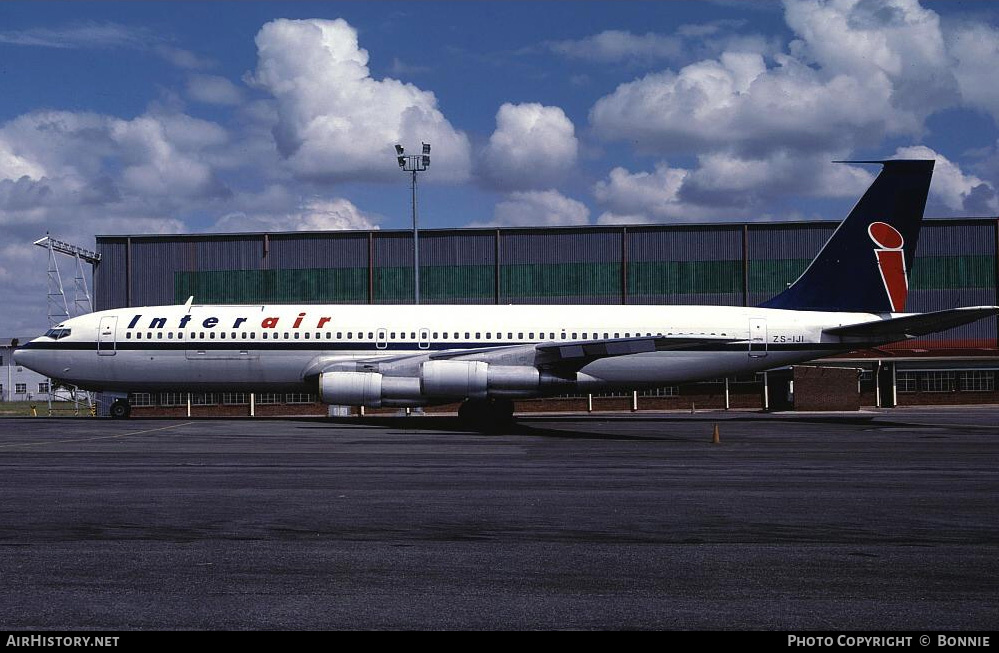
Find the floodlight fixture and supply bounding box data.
[394,142,432,304]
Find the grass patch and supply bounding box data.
[0,401,93,417]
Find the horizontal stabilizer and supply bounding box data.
[824,307,999,340]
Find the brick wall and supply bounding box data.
[793,366,861,411]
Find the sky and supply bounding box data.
[3,0,999,334]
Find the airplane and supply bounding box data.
[14,159,999,421]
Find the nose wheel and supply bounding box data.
[109,398,132,419]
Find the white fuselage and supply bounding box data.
[15,303,881,403]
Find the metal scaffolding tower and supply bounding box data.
[32,234,101,415]
[72,249,94,316]
[42,237,70,327]
[34,235,99,321]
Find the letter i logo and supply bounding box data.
[868,222,907,312]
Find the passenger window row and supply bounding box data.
[121,330,672,342]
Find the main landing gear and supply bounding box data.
[457,398,515,428]
[109,398,132,419]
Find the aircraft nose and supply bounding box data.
[13,345,48,376]
[12,347,29,366]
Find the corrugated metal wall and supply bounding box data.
[420,230,495,304]
[746,223,837,307]
[94,220,999,350]
[499,228,621,304]
[891,220,997,348]
[93,239,128,309]
[267,232,368,270]
[627,225,743,306]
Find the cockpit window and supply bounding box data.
[44,328,71,340]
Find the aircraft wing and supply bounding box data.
[426,334,740,363]
[532,335,741,373]
[308,334,740,378]
[824,306,999,341]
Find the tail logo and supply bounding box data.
[868,222,907,312]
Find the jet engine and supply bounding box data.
[319,361,550,407]
[421,360,540,399]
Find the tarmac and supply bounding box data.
[0,407,996,630]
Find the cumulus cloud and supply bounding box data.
[0,110,230,202]
[594,156,874,224]
[0,108,234,245]
[592,147,999,225]
[108,115,230,200]
[0,142,46,180]
[591,50,898,158]
[948,22,999,122]
[0,108,275,333]
[680,152,873,205]
[481,190,590,227]
[212,197,379,232]
[894,145,999,215]
[785,0,957,121]
[583,0,999,224]
[0,112,111,185]
[546,21,779,66]
[247,18,471,184]
[477,103,578,191]
[1,242,64,335]
[594,163,694,223]
[587,0,981,161]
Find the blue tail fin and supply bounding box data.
[760,159,934,313]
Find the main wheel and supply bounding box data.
[109,399,131,419]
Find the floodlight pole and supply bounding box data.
[411,166,420,304]
[396,143,430,304]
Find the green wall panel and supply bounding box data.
[422,265,494,300]
[910,255,994,290]
[374,265,495,302]
[749,255,997,295]
[175,268,368,303]
[748,259,810,295]
[372,267,413,302]
[173,255,998,304]
[628,260,741,295]
[500,263,621,298]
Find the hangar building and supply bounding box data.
[92,219,999,415]
[2,338,51,403]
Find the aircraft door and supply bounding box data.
[376,328,388,350]
[418,328,430,350]
[97,316,117,356]
[748,318,767,358]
